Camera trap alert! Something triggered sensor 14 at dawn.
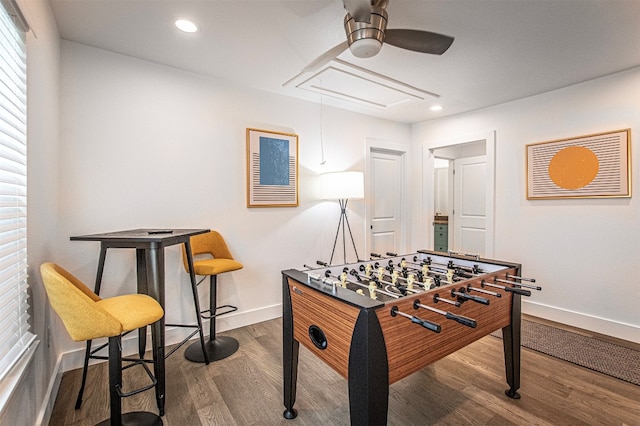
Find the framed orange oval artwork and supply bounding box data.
[526,129,631,199]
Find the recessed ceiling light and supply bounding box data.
[430,105,444,111]
[175,19,198,33]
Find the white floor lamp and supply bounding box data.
[320,171,365,265]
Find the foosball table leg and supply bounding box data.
[282,276,299,419]
[283,338,299,419]
[347,309,389,424]
[502,293,522,399]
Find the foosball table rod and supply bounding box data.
[481,280,532,296]
[413,299,477,328]
[390,306,441,333]
[495,277,542,291]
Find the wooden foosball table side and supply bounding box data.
[378,266,518,384]
[282,255,526,425]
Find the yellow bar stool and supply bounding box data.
[181,230,243,362]
[41,262,164,426]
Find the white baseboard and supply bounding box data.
[36,352,63,426]
[523,300,640,344]
[60,304,283,373]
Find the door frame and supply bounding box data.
[365,138,409,257]
[422,131,496,257]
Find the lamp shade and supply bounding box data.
[320,171,364,200]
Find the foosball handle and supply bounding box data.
[410,316,441,333]
[504,286,532,297]
[454,288,490,305]
[445,312,477,328]
[391,306,441,333]
[466,293,490,305]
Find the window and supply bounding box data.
[0,0,35,397]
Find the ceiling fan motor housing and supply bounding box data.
[344,5,388,58]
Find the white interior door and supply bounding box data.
[370,150,403,256]
[453,155,487,256]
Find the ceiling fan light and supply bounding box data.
[349,38,383,58]
[344,6,387,58]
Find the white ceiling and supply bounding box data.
[48,0,640,124]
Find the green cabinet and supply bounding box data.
[434,223,448,252]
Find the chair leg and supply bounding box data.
[75,339,92,409]
[77,246,108,409]
[96,336,163,426]
[108,336,122,425]
[76,331,136,409]
[189,270,210,365]
[184,275,239,363]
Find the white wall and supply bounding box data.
[56,40,411,368]
[411,67,640,343]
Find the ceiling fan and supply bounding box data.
[299,0,454,74]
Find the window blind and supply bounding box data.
[0,0,35,384]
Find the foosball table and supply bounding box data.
[281,250,541,425]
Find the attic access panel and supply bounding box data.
[289,59,438,109]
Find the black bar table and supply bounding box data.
[71,228,209,416]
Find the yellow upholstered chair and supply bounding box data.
[181,230,243,362]
[41,262,164,426]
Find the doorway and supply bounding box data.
[366,140,408,257]
[423,131,495,257]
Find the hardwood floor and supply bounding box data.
[49,318,640,425]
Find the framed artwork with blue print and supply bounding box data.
[246,128,299,207]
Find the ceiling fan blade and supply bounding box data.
[343,0,371,22]
[384,29,454,55]
[302,41,349,73]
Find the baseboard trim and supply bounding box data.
[36,352,63,426]
[523,300,639,345]
[59,303,283,372]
